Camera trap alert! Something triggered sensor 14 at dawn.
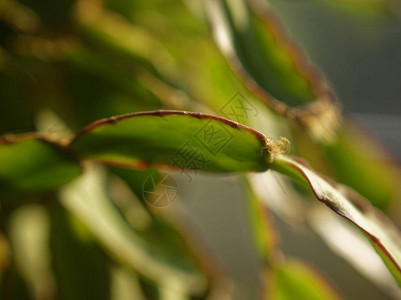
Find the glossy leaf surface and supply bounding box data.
[70,111,270,173]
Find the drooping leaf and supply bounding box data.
[70,109,401,287]
[70,111,271,173]
[202,0,401,211]
[292,119,401,210]
[267,259,343,300]
[272,154,401,285]
[309,206,401,298]
[203,0,342,142]
[0,135,82,200]
[323,121,401,210]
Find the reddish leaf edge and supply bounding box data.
[0,133,81,165]
[70,109,269,146]
[273,154,401,278]
[205,0,343,142]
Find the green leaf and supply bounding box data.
[204,0,315,106]
[324,121,401,210]
[65,47,162,124]
[206,0,338,119]
[59,165,207,296]
[70,111,271,173]
[49,203,111,300]
[292,120,401,210]
[268,259,342,300]
[203,0,342,142]
[272,155,401,285]
[242,176,279,262]
[0,135,82,200]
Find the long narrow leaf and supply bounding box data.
[70,111,271,173]
[272,155,401,285]
[203,0,342,142]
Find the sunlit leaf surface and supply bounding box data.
[70,111,271,173]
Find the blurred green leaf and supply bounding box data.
[64,46,162,126]
[324,121,401,210]
[273,154,401,285]
[243,176,279,262]
[60,165,207,296]
[0,135,82,200]
[108,166,157,205]
[268,259,342,300]
[205,0,315,106]
[70,111,271,173]
[49,203,111,300]
[293,120,401,210]
[203,0,342,142]
[75,6,171,79]
[8,204,56,299]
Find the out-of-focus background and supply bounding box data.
[269,0,401,156]
[1,0,400,299]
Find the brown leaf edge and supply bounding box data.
[70,110,274,169]
[273,154,401,284]
[206,0,343,142]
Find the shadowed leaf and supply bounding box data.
[49,203,111,300]
[0,135,82,200]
